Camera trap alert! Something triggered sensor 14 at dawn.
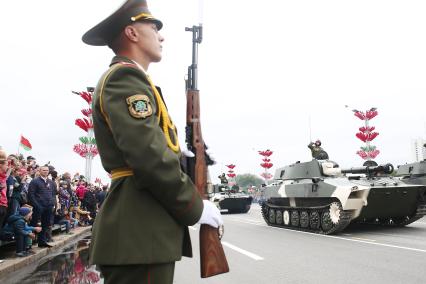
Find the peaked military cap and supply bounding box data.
[82,0,163,46]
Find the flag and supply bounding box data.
[20,135,32,151]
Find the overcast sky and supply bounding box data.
[1,0,426,185]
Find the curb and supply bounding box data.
[0,226,91,280]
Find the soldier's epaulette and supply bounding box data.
[97,63,137,130]
[97,61,152,131]
[117,61,138,68]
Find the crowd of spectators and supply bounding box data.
[0,146,108,261]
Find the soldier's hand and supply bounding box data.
[198,200,223,228]
[181,146,195,158]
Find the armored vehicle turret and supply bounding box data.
[261,160,426,234]
[397,160,426,187]
[396,144,426,190]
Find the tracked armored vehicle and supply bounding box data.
[211,185,253,213]
[396,144,426,190]
[261,160,426,234]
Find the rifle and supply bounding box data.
[185,24,230,278]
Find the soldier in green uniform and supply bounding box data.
[308,140,329,160]
[82,1,223,283]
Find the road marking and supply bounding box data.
[221,241,264,261]
[342,234,376,242]
[266,225,426,253]
[227,219,426,253]
[350,237,377,242]
[226,217,264,224]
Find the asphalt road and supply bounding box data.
[174,204,426,284]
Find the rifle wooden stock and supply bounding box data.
[186,89,230,278]
[200,224,229,278]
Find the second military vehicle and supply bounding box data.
[260,160,426,234]
[211,184,253,213]
[396,144,426,190]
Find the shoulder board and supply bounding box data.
[116,61,138,68]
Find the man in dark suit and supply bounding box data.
[28,165,56,247]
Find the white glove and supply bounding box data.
[198,200,223,228]
[206,149,216,164]
[182,147,195,158]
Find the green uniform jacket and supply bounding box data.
[89,56,204,265]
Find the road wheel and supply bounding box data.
[283,210,290,225]
[300,211,309,228]
[269,209,276,224]
[309,211,320,229]
[290,211,299,227]
[321,211,333,232]
[276,210,283,224]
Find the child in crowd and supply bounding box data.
[63,208,79,229]
[70,202,92,226]
[54,208,73,235]
[3,206,42,257]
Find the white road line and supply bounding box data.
[269,225,426,253]
[350,237,377,242]
[342,234,376,242]
[227,220,426,253]
[221,241,264,261]
[226,217,264,224]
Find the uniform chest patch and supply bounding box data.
[126,94,153,119]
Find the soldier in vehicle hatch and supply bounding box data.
[308,140,329,160]
[218,173,228,185]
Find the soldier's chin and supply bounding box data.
[150,53,162,63]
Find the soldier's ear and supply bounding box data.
[124,25,138,42]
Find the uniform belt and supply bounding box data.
[110,168,134,179]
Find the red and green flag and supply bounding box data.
[20,135,32,151]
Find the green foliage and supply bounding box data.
[79,137,97,145]
[236,173,263,188]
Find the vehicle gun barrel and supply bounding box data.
[341,163,394,175]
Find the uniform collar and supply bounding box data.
[110,56,147,73]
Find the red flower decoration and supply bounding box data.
[74,91,93,105]
[258,150,273,157]
[368,132,379,141]
[260,162,273,169]
[366,110,378,120]
[356,150,368,159]
[81,109,93,117]
[359,126,375,133]
[354,111,366,120]
[368,149,380,159]
[356,132,379,142]
[75,118,93,132]
[260,172,273,180]
[73,144,99,158]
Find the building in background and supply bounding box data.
[412,138,426,161]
